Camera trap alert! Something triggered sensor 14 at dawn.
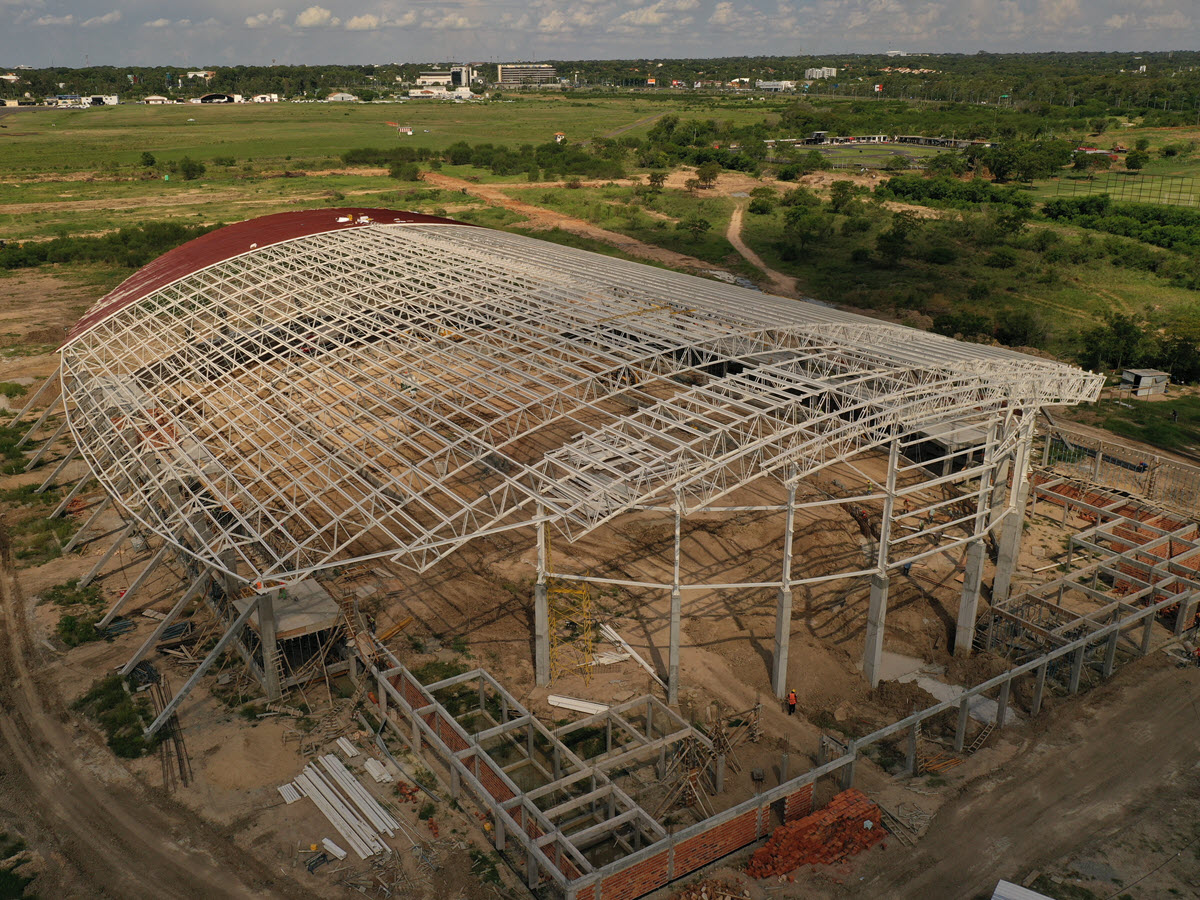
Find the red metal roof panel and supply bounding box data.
[65,208,467,345]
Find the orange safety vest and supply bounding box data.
[787,691,797,705]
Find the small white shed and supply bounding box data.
[1121,368,1169,397]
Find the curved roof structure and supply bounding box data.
[60,208,1103,584]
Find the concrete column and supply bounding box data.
[953,698,970,752]
[1102,629,1119,677]
[1174,594,1199,635]
[534,513,549,686]
[377,675,388,719]
[260,589,282,702]
[955,540,987,657]
[1069,645,1085,694]
[493,811,506,851]
[840,742,857,790]
[772,486,797,699]
[906,721,919,775]
[667,588,682,706]
[534,583,549,686]
[772,588,793,699]
[1140,615,1155,655]
[668,503,682,706]
[450,765,461,800]
[996,680,1010,730]
[862,574,889,688]
[714,754,725,793]
[1031,661,1048,716]
[992,505,1023,605]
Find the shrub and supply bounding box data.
[178,157,206,181]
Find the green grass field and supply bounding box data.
[0,97,776,174]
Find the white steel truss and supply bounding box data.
[57,220,1104,585]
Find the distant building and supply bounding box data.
[143,95,170,104]
[251,93,279,103]
[416,70,453,87]
[886,50,907,57]
[408,86,473,100]
[199,92,237,103]
[496,63,557,86]
[757,80,797,91]
[804,67,837,80]
[186,70,216,81]
[0,73,20,84]
[327,92,359,102]
[451,64,474,87]
[88,95,119,106]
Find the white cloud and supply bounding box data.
[295,5,338,27]
[421,12,475,29]
[177,18,192,26]
[32,13,73,25]
[143,17,171,27]
[245,8,285,27]
[345,13,380,30]
[1145,9,1191,28]
[1104,13,1132,28]
[81,10,121,27]
[708,1,736,25]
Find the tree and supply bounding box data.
[1090,117,1110,135]
[780,207,832,259]
[647,170,667,190]
[139,151,156,167]
[828,180,856,214]
[684,178,701,193]
[695,161,721,188]
[875,209,919,267]
[1073,152,1111,179]
[748,197,773,215]
[1124,149,1150,171]
[1135,136,1151,152]
[389,161,420,180]
[178,157,206,181]
[676,216,711,241]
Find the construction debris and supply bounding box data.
[548,695,608,715]
[746,789,887,878]
[289,754,401,860]
[364,758,394,784]
[672,878,751,900]
[336,736,359,758]
[278,783,304,805]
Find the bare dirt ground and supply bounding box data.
[3,190,1199,900]
[725,201,797,298]
[421,170,722,274]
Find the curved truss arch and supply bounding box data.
[57,210,1103,584]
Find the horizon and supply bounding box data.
[3,0,1196,69]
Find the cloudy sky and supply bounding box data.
[3,0,1197,67]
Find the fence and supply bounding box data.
[1039,422,1200,516]
[1051,173,1199,208]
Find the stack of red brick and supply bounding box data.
[746,789,887,878]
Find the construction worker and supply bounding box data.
[787,689,797,716]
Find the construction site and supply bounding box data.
[5,207,1200,900]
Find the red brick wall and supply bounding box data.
[476,757,516,803]
[784,784,814,822]
[574,886,595,900]
[597,851,669,900]
[671,810,759,875]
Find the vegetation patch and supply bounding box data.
[71,674,160,758]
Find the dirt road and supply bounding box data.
[725,201,797,298]
[421,171,718,273]
[839,657,1200,898]
[0,528,304,899]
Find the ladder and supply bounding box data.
[968,721,994,754]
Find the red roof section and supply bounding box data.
[65,208,468,345]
